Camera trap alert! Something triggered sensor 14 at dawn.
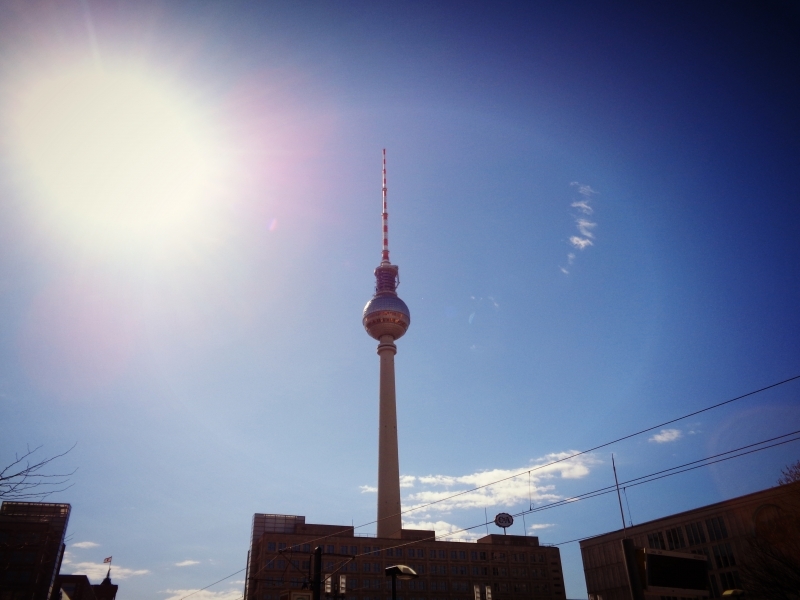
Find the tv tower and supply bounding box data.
[362,149,410,539]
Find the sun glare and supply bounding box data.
[7,61,231,255]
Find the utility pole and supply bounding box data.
[312,547,322,600]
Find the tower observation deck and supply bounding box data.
[362,150,409,539]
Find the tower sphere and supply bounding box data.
[363,294,410,340]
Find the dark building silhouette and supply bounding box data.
[50,570,117,600]
[243,514,566,600]
[0,501,71,600]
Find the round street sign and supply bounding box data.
[494,512,514,529]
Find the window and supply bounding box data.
[350,546,358,555]
[712,544,736,569]
[278,543,286,550]
[706,517,728,541]
[491,552,506,560]
[459,551,466,560]
[276,560,285,569]
[439,550,446,559]
[416,549,424,558]
[451,566,458,575]
[685,522,706,546]
[450,551,458,560]
[303,544,311,553]
[363,563,371,572]
[267,542,276,551]
[708,574,720,598]
[647,532,666,550]
[665,527,686,550]
[718,571,741,591]
[341,546,349,554]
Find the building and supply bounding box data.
[244,514,566,600]
[244,154,567,600]
[50,570,118,600]
[579,481,800,600]
[0,501,71,600]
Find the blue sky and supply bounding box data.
[1,1,799,598]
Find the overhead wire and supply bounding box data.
[180,374,800,599]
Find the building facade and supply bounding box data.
[244,514,566,600]
[579,481,800,600]
[0,501,71,600]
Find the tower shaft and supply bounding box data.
[376,335,402,538]
[363,149,409,540]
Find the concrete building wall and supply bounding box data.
[244,516,566,600]
[579,482,800,600]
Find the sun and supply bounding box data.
[6,60,232,255]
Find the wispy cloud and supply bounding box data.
[163,589,241,600]
[64,561,149,580]
[175,560,200,567]
[402,519,480,541]
[400,451,598,513]
[569,236,593,250]
[649,429,682,443]
[72,541,100,549]
[400,475,416,488]
[528,523,555,531]
[562,182,599,273]
[359,485,377,493]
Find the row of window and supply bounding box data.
[263,542,546,563]
[262,561,554,580]
[646,516,729,552]
[708,570,741,597]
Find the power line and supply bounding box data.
[182,374,800,598]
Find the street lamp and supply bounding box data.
[384,565,417,600]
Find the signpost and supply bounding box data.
[494,513,514,534]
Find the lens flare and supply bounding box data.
[6,60,233,256]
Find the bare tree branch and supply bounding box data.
[0,443,77,501]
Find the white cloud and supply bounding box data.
[563,183,599,273]
[359,485,377,493]
[569,236,593,250]
[528,523,555,531]
[72,542,100,549]
[576,219,596,238]
[571,200,593,214]
[402,520,480,542]
[403,451,598,513]
[162,589,241,600]
[400,475,416,488]
[570,182,598,197]
[649,429,682,443]
[65,561,149,581]
[175,560,200,567]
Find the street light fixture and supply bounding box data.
[384,565,417,600]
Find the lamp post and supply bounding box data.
[384,565,417,600]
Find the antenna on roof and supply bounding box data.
[381,149,390,265]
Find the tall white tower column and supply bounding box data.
[362,150,410,539]
[376,335,401,538]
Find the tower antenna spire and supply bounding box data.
[381,148,390,265]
